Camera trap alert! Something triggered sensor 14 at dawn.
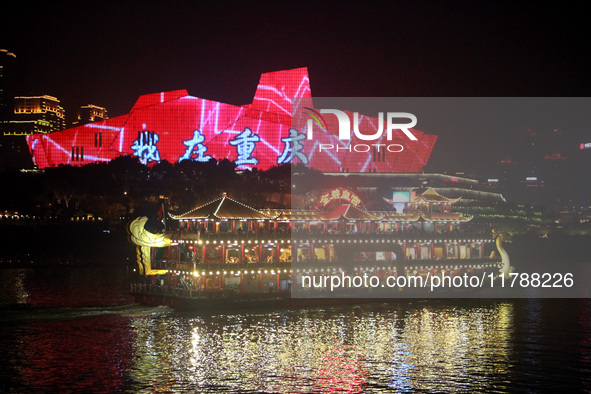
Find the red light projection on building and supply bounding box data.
[26,68,437,173]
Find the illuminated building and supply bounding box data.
[576,142,591,207]
[2,95,65,168]
[27,68,437,172]
[0,50,33,169]
[71,104,108,127]
[483,127,577,208]
[8,95,66,135]
[0,49,17,135]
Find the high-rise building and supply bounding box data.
[0,49,17,135]
[72,104,108,127]
[8,95,66,135]
[0,49,33,169]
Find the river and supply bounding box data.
[1,264,590,392]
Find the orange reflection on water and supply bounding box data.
[127,302,515,392]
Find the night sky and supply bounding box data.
[2,1,590,172]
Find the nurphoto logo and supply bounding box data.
[304,106,418,153]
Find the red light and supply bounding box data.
[27,68,437,173]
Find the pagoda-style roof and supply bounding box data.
[412,188,461,203]
[170,194,279,220]
[263,206,381,221]
[278,210,318,221]
[323,204,381,221]
[376,211,422,222]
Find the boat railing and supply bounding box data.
[150,255,500,271]
[289,232,492,242]
[153,260,292,270]
[171,231,493,243]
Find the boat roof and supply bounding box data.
[171,194,279,220]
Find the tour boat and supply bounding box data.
[128,188,511,310]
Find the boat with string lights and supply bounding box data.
[128,186,511,310]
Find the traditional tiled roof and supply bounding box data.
[276,210,318,221]
[412,188,461,203]
[170,194,279,220]
[376,212,421,222]
[323,205,381,221]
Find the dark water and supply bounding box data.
[1,266,590,393]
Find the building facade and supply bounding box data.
[26,68,437,172]
[0,49,17,135]
[9,95,66,136]
[72,104,108,127]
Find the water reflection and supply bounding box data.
[0,267,133,307]
[7,315,135,392]
[579,299,591,392]
[0,269,30,305]
[128,302,516,392]
[2,299,590,392]
[2,267,591,392]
